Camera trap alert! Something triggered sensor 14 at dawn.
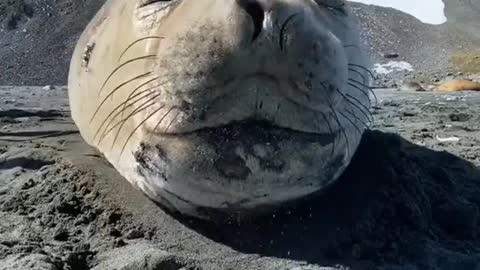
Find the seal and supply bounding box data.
[436,79,480,92]
[399,81,427,92]
[68,0,372,221]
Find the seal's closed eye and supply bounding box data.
[315,0,347,14]
[139,0,173,8]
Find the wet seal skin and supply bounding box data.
[68,0,373,221]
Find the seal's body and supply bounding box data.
[437,80,480,92]
[68,0,372,220]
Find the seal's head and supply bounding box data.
[68,0,372,220]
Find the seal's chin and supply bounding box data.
[184,119,336,185]
[135,115,345,220]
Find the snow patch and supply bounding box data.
[373,61,414,75]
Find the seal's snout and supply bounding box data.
[144,0,351,135]
[236,0,265,42]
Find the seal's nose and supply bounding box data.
[236,0,265,42]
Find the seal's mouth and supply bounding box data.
[164,119,335,147]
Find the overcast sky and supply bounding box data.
[351,0,447,25]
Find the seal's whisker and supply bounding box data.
[164,110,181,133]
[344,97,373,125]
[348,78,378,106]
[93,89,156,142]
[109,95,164,149]
[345,92,374,123]
[119,105,165,158]
[327,98,349,152]
[97,93,162,146]
[338,110,362,134]
[149,106,176,140]
[89,71,153,124]
[319,111,336,157]
[118,36,164,62]
[348,63,376,80]
[97,99,157,146]
[348,77,372,90]
[347,82,372,106]
[326,78,373,119]
[348,68,367,84]
[348,78,371,91]
[98,54,158,97]
[318,81,370,127]
[344,107,370,129]
[97,79,169,140]
[336,88,374,124]
[120,76,164,119]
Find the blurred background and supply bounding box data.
[0,0,479,87]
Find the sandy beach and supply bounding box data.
[1,86,479,270]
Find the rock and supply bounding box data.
[108,227,122,237]
[389,82,398,88]
[449,113,472,122]
[92,242,200,270]
[62,251,93,270]
[0,254,58,270]
[399,81,426,92]
[53,226,69,241]
[384,53,399,59]
[401,110,419,117]
[113,238,126,248]
[125,228,144,239]
[52,194,82,216]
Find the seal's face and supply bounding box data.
[68,0,372,220]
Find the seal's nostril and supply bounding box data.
[237,0,264,42]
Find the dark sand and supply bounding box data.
[1,86,480,270]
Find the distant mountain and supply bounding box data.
[0,0,479,85]
[444,0,480,42]
[0,0,102,85]
[350,0,480,74]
